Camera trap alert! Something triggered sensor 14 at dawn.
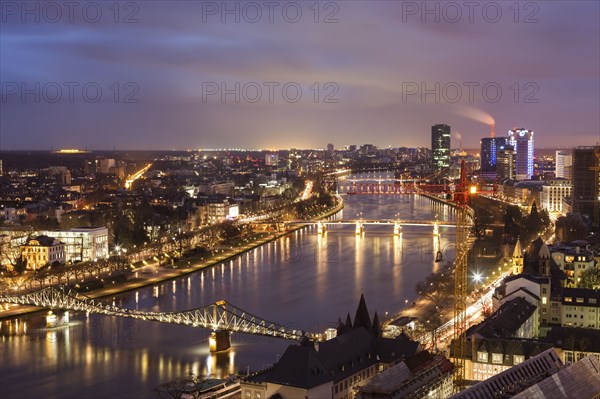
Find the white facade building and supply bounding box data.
[555,150,572,179]
[541,178,572,213]
[41,227,109,262]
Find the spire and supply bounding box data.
[336,316,345,336]
[512,237,524,275]
[539,242,551,276]
[353,294,373,333]
[372,312,381,337]
[539,243,550,259]
[513,238,523,258]
[345,313,352,330]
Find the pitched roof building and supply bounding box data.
[241,296,421,399]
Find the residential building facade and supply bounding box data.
[20,235,66,270]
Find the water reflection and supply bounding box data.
[1,190,456,398]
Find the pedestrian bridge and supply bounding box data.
[0,286,316,349]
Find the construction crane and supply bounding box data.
[592,147,600,228]
[452,161,470,390]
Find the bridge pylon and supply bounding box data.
[355,221,364,235]
[209,330,231,352]
[46,310,69,328]
[393,222,402,236]
[317,221,327,235]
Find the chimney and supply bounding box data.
[490,124,495,138]
[576,246,580,254]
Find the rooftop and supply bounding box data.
[512,355,600,399]
[449,349,564,399]
[467,297,537,340]
[542,326,600,354]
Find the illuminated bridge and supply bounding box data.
[0,286,316,351]
[338,182,451,195]
[284,219,457,227]
[252,219,458,236]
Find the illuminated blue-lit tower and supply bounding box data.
[508,128,534,180]
[480,137,507,179]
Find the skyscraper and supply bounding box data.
[507,128,534,180]
[431,124,450,174]
[555,150,572,179]
[572,146,600,223]
[326,143,334,157]
[265,153,278,166]
[497,144,516,181]
[480,137,507,179]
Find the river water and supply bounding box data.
[0,175,456,398]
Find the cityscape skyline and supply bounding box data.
[1,2,599,150]
[1,2,600,398]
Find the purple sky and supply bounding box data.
[1,1,599,150]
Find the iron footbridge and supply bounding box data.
[0,285,315,341]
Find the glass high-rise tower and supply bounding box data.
[431,124,451,175]
[507,128,534,180]
[481,137,507,179]
[572,146,600,221]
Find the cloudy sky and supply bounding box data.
[1,1,599,150]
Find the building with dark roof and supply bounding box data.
[548,242,597,288]
[241,296,421,399]
[357,352,453,399]
[499,236,600,330]
[468,297,538,340]
[559,287,600,329]
[451,348,600,399]
[458,336,553,383]
[451,296,549,383]
[449,348,563,398]
[542,326,600,364]
[512,354,600,398]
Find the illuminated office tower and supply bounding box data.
[508,128,534,180]
[432,124,451,175]
[497,145,516,181]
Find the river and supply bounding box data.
[0,175,456,398]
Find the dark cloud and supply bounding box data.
[1,1,598,150]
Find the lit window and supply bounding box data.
[477,351,488,362]
[542,297,547,305]
[513,355,524,365]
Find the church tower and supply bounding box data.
[512,238,524,274]
[539,243,551,277]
